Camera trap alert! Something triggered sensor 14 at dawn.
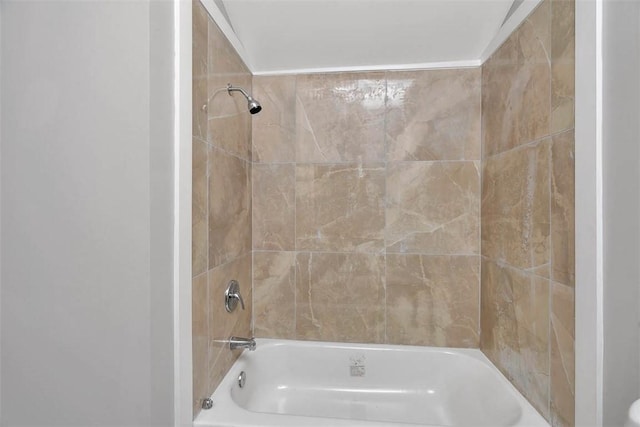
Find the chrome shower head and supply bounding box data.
[227,84,262,115]
[247,97,262,115]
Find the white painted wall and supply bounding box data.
[174,0,194,424]
[0,1,176,425]
[575,0,603,423]
[602,0,640,425]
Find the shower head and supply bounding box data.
[227,84,262,115]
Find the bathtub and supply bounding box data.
[194,339,549,427]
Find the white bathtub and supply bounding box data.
[194,339,549,427]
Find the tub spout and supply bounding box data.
[229,336,256,351]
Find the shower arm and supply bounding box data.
[201,84,253,112]
[226,84,251,99]
[201,86,227,112]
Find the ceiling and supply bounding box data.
[216,0,520,75]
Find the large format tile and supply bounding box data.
[209,148,251,269]
[296,72,386,163]
[192,272,209,353]
[207,343,236,403]
[482,0,551,156]
[252,75,296,163]
[207,21,252,160]
[192,1,208,142]
[253,164,295,251]
[551,0,575,134]
[481,259,550,419]
[296,163,385,252]
[386,68,481,161]
[253,251,296,338]
[208,254,253,342]
[295,252,385,343]
[550,281,575,427]
[386,254,479,347]
[386,161,480,255]
[551,131,575,286]
[192,272,208,416]
[192,138,209,276]
[207,254,253,388]
[482,140,550,272]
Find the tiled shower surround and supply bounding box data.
[252,69,482,346]
[480,0,575,426]
[192,0,574,425]
[192,1,252,417]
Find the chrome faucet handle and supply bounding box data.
[225,280,245,312]
[231,291,245,310]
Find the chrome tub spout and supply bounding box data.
[229,336,256,351]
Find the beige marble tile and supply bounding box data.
[208,254,252,382]
[207,20,252,160]
[551,0,575,134]
[208,148,251,269]
[295,252,385,343]
[386,161,480,255]
[480,259,550,419]
[386,68,481,161]
[253,251,296,339]
[253,164,295,251]
[207,73,252,161]
[192,138,209,276]
[192,272,208,417]
[252,75,296,163]
[296,163,385,252]
[482,140,550,272]
[527,0,552,57]
[296,72,386,163]
[551,131,575,286]
[192,1,208,141]
[550,281,575,427]
[193,272,209,347]
[386,254,479,347]
[482,0,551,156]
[207,342,237,402]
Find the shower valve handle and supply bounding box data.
[225,280,245,312]
[230,291,245,310]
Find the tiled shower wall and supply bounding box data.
[192,1,253,417]
[480,0,575,426]
[251,70,482,346]
[192,0,575,425]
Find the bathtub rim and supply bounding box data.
[194,338,550,427]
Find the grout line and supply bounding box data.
[251,159,482,166]
[204,17,213,399]
[483,126,575,163]
[208,139,252,164]
[484,135,551,161]
[478,64,484,346]
[478,62,487,351]
[479,255,553,281]
[383,73,389,344]
[547,23,554,414]
[252,249,480,257]
[293,74,299,341]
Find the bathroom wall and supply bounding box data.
[1,1,176,425]
[192,1,253,417]
[480,0,575,426]
[602,0,640,424]
[251,69,482,347]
